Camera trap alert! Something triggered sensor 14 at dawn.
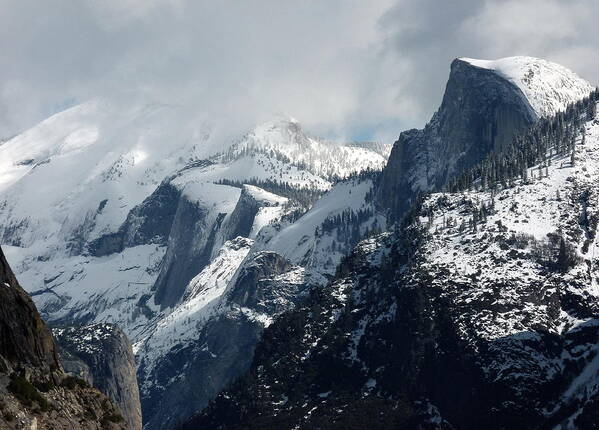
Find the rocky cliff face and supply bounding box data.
[224,185,287,240]
[138,247,309,430]
[0,247,59,371]
[87,181,181,258]
[0,246,129,430]
[378,56,592,220]
[151,186,236,309]
[54,324,142,430]
[153,183,290,309]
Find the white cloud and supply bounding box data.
[0,0,596,144]
[377,0,599,133]
[459,0,599,82]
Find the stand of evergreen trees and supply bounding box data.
[447,90,599,193]
[214,139,385,182]
[214,178,325,209]
[218,144,297,167]
[319,207,381,241]
[329,168,382,185]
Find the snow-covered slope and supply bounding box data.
[461,56,594,118]
[263,177,386,276]
[422,123,599,340]
[0,96,390,430]
[0,99,234,251]
[398,102,599,427]
[225,118,390,179]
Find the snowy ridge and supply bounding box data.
[226,118,390,179]
[263,178,385,276]
[0,95,390,429]
[460,56,594,118]
[53,323,121,355]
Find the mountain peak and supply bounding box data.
[378,55,593,220]
[456,56,594,118]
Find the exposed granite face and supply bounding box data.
[57,347,94,385]
[54,324,143,430]
[0,247,129,430]
[154,183,285,309]
[224,185,265,240]
[0,247,59,371]
[378,58,536,220]
[87,181,181,257]
[152,193,225,309]
[223,184,286,241]
[140,313,264,430]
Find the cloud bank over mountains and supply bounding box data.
[1,0,597,143]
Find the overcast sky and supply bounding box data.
[1,0,597,144]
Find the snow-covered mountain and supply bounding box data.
[223,118,390,179]
[0,55,595,430]
[0,99,384,254]
[185,77,599,430]
[378,56,593,220]
[0,98,390,429]
[261,177,385,276]
[460,56,594,118]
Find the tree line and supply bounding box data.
[214,178,325,209]
[447,90,599,193]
